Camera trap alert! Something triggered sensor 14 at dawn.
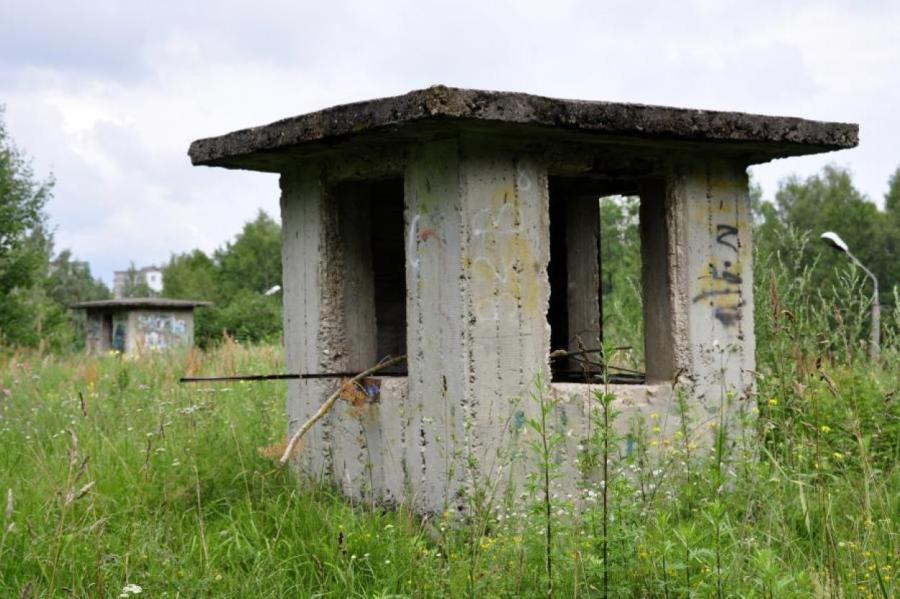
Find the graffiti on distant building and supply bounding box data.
[136,313,189,350]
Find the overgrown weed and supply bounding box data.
[1,231,898,595]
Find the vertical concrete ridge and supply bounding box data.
[457,140,552,504]
[666,165,692,377]
[280,166,331,476]
[405,137,469,513]
[639,178,675,382]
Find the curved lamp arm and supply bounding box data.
[820,231,880,360]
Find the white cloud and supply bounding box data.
[1,0,898,283]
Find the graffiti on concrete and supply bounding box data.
[85,316,103,351]
[112,320,126,351]
[136,313,188,350]
[715,224,739,253]
[468,183,542,322]
[692,186,747,328]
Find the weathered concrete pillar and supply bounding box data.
[84,313,108,354]
[667,161,755,421]
[459,139,551,499]
[282,168,413,503]
[404,138,467,512]
[639,179,676,383]
[403,137,550,512]
[336,182,377,371]
[280,166,337,478]
[565,196,602,360]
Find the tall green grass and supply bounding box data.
[0,343,441,597]
[2,233,898,596]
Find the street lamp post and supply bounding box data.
[820,231,880,360]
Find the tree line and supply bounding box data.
[0,108,282,350]
[754,165,900,306]
[161,211,282,346]
[595,167,900,365]
[2,105,899,352]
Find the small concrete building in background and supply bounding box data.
[189,86,856,512]
[72,298,210,356]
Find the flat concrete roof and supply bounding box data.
[189,86,858,172]
[71,298,212,310]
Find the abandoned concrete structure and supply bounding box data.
[73,298,210,356]
[189,86,857,512]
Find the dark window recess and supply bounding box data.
[547,197,571,372]
[547,177,645,384]
[370,180,407,372]
[103,313,114,347]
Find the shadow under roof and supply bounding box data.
[70,298,212,310]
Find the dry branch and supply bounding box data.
[278,355,407,466]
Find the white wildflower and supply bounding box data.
[120,583,143,596]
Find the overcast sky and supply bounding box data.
[2,0,898,284]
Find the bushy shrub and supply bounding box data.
[163,211,282,348]
[199,290,282,346]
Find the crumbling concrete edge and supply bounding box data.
[189,86,858,168]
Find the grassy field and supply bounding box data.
[2,272,899,596]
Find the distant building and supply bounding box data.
[72,298,210,356]
[113,266,163,298]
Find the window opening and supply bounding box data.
[112,314,126,352]
[369,179,407,372]
[547,178,645,384]
[337,178,407,375]
[598,195,644,376]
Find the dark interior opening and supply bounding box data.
[111,312,126,352]
[548,195,571,372]
[103,313,114,347]
[369,179,407,372]
[547,176,645,384]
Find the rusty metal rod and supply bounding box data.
[300,371,407,379]
[180,374,299,383]
[548,348,644,376]
[280,354,407,466]
[179,371,408,383]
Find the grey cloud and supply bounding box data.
[2,0,898,282]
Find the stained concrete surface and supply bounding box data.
[191,88,857,513]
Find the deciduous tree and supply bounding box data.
[0,107,55,346]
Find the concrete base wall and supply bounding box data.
[305,378,684,510]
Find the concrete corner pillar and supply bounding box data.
[404,136,550,512]
[666,160,755,421]
[280,166,337,478]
